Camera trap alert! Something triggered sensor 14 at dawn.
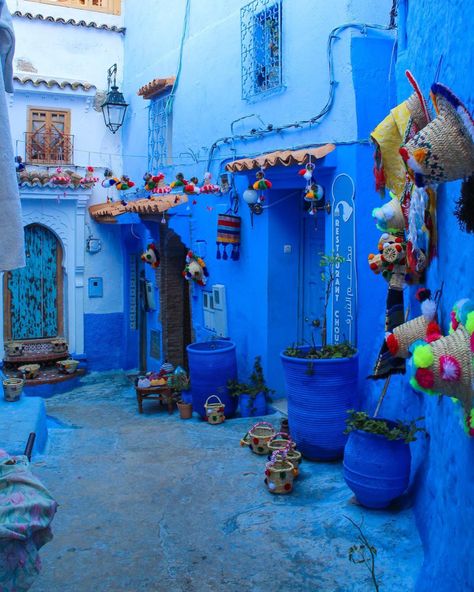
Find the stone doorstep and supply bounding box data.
[0,396,47,456]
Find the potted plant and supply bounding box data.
[343,410,424,509]
[228,356,274,417]
[168,371,192,419]
[280,253,358,461]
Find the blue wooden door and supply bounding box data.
[298,212,326,345]
[6,224,62,340]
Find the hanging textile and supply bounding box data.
[216,214,241,260]
[0,1,25,271]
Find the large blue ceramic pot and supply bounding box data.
[280,348,358,460]
[343,423,411,509]
[187,340,238,418]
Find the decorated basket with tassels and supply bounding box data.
[267,432,297,454]
[264,448,297,494]
[204,395,225,424]
[216,214,241,261]
[240,421,276,455]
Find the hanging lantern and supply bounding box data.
[101,64,129,134]
[243,187,259,204]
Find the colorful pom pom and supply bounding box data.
[415,368,435,389]
[425,321,442,343]
[413,344,434,368]
[386,333,399,356]
[439,355,461,382]
[466,311,474,335]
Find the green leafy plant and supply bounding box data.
[344,410,425,444]
[319,252,346,347]
[345,515,380,591]
[167,372,190,394]
[228,356,274,401]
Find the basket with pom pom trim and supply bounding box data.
[240,421,276,455]
[204,395,225,424]
[264,451,297,495]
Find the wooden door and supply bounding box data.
[4,225,64,340]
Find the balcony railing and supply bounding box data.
[25,131,74,166]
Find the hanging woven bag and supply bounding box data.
[240,421,276,455]
[204,395,225,424]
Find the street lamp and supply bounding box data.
[101,64,128,134]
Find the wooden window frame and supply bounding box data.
[28,0,121,16]
[26,107,73,166]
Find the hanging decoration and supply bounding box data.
[216,214,241,261]
[201,172,220,194]
[184,177,201,195]
[170,172,188,189]
[143,172,165,192]
[253,169,272,194]
[183,250,209,286]
[115,175,135,191]
[50,167,71,185]
[79,166,99,185]
[141,243,160,268]
[367,233,406,284]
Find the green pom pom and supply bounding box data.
[413,344,434,368]
[465,311,474,335]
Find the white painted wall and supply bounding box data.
[3,0,126,353]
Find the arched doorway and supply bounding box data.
[4,224,64,341]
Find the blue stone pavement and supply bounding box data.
[27,372,422,591]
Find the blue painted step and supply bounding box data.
[0,396,48,456]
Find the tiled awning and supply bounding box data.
[88,194,188,223]
[14,75,95,92]
[137,77,175,100]
[225,144,335,172]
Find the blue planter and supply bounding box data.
[239,392,267,417]
[187,340,238,419]
[343,424,411,509]
[280,348,358,460]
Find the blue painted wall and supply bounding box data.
[84,312,126,371]
[122,0,394,391]
[355,2,474,590]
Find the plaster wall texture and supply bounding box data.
[357,1,474,590]
[122,0,393,387]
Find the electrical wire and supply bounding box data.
[206,21,395,173]
[166,0,191,116]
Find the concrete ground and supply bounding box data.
[29,371,423,592]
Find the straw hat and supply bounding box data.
[410,319,474,414]
[400,83,474,185]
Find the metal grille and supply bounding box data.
[150,329,161,360]
[148,96,169,171]
[25,131,74,165]
[240,0,282,101]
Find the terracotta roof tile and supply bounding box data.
[14,75,95,92]
[226,144,336,172]
[12,11,126,33]
[137,77,175,100]
[89,194,188,223]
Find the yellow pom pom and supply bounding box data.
[413,147,428,164]
[465,311,474,335]
[413,344,434,368]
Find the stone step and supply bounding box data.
[0,395,47,456]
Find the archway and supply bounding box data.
[4,224,64,340]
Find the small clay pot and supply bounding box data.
[177,401,193,419]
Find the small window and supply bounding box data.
[241,0,282,101]
[26,108,73,165]
[148,95,172,171]
[29,0,121,15]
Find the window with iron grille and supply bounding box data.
[148,95,171,171]
[241,0,282,101]
[25,108,73,165]
[29,0,121,15]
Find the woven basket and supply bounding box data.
[392,315,430,358]
[402,83,474,184]
[204,395,225,424]
[18,364,40,380]
[240,421,276,455]
[267,432,297,454]
[264,455,296,494]
[3,378,24,402]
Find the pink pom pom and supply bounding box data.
[439,355,461,382]
[470,333,474,353]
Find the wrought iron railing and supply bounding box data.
[25,131,74,165]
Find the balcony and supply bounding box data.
[25,131,74,166]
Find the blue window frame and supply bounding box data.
[241,0,282,101]
[148,95,170,171]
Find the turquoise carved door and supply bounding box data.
[5,224,63,340]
